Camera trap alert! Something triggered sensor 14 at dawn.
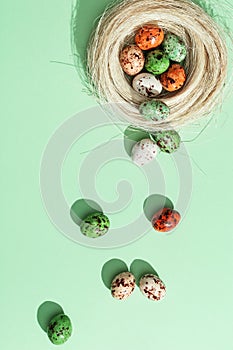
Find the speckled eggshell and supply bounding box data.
[153,130,181,153]
[160,63,186,91]
[162,33,187,62]
[119,45,145,76]
[131,138,158,166]
[47,314,72,345]
[135,25,164,50]
[80,212,110,238]
[111,272,136,300]
[139,100,170,122]
[132,73,163,97]
[145,50,170,75]
[139,274,166,301]
[152,207,181,232]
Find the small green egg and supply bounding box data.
[152,130,181,153]
[145,50,170,75]
[80,212,110,238]
[47,314,72,345]
[162,33,187,62]
[139,100,170,122]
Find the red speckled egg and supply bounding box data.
[119,45,145,76]
[152,207,181,232]
[160,64,186,91]
[135,25,164,50]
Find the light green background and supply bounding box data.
[1,0,233,349]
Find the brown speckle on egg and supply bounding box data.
[160,64,186,91]
[111,272,136,300]
[135,25,164,50]
[119,45,145,76]
[139,274,166,301]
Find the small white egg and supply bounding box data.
[131,138,158,166]
[111,272,136,300]
[132,73,163,97]
[139,274,166,301]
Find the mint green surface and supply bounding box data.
[1,1,233,350]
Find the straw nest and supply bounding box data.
[80,0,229,131]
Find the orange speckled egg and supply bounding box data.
[135,25,164,50]
[119,45,145,76]
[160,64,186,92]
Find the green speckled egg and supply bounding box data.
[145,50,170,75]
[80,212,110,238]
[139,100,170,122]
[162,33,187,62]
[47,314,72,345]
[153,130,181,153]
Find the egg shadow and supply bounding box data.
[70,198,103,226]
[143,194,174,222]
[130,259,159,286]
[124,126,151,157]
[101,259,128,290]
[71,0,112,70]
[37,301,64,332]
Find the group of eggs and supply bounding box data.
[120,25,187,122]
[44,25,188,349]
[78,27,187,239]
[111,272,166,301]
[45,271,167,344]
[131,129,181,167]
[79,207,181,239]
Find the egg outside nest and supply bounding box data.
[139,274,166,301]
[111,272,136,300]
[152,207,181,232]
[80,212,110,238]
[47,314,72,345]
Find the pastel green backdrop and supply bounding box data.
[1,0,233,349]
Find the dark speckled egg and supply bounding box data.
[139,274,166,301]
[152,207,181,232]
[132,73,163,97]
[145,50,170,75]
[80,212,110,238]
[47,314,72,345]
[119,45,145,76]
[162,33,187,62]
[152,130,181,153]
[160,63,186,91]
[135,25,164,50]
[111,272,136,300]
[139,100,170,122]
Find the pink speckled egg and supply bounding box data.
[119,45,145,76]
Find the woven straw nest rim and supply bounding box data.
[84,0,228,131]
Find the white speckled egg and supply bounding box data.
[132,73,163,97]
[139,274,166,301]
[131,138,158,166]
[111,272,136,300]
